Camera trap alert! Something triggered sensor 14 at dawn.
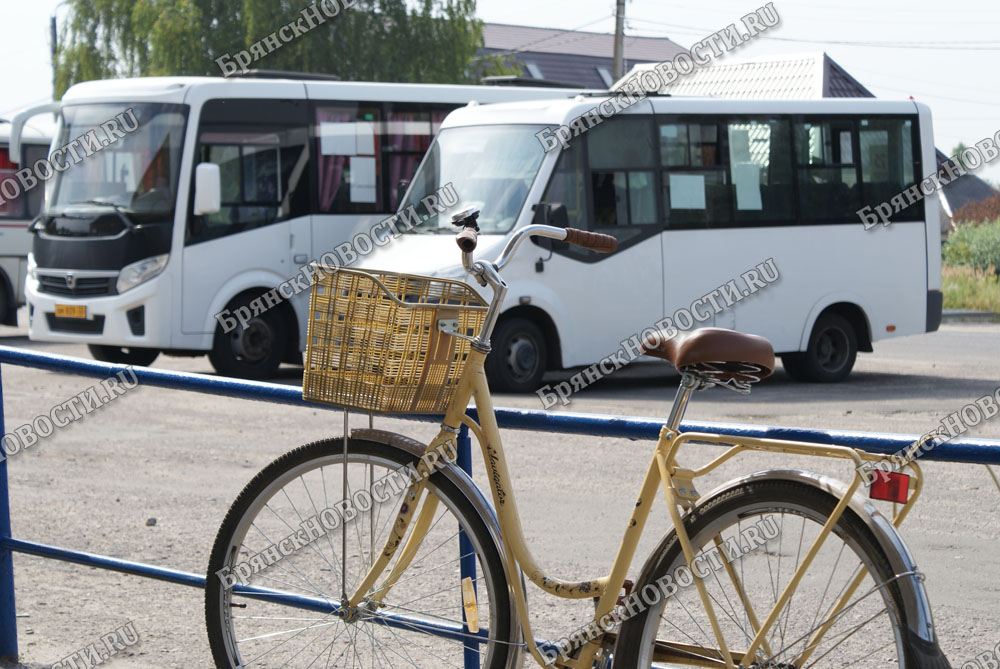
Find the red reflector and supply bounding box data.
[869,470,909,503]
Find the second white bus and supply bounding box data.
[360,94,942,390]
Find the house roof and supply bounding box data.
[618,51,874,98]
[482,23,686,61]
[480,22,685,89]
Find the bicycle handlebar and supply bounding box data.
[454,218,618,258]
[563,228,618,253]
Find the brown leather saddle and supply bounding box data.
[642,327,775,392]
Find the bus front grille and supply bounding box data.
[38,274,117,297]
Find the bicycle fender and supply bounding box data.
[700,469,950,668]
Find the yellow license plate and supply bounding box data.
[55,304,87,319]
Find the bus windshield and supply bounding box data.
[46,103,187,227]
[403,125,547,235]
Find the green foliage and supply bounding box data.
[54,0,517,97]
[942,264,1000,312]
[943,220,1000,279]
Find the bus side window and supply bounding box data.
[587,117,658,236]
[315,104,382,214]
[858,117,920,222]
[727,118,794,225]
[189,126,308,244]
[660,121,730,229]
[541,140,588,231]
[382,104,451,210]
[0,144,47,219]
[794,120,860,222]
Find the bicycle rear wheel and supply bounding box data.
[205,437,513,668]
[614,478,913,668]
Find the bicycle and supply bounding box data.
[205,209,951,668]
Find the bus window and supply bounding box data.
[0,144,47,219]
[190,126,308,244]
[727,118,794,225]
[859,117,921,221]
[587,118,658,231]
[541,139,588,230]
[795,120,860,221]
[659,121,730,228]
[315,104,382,214]
[382,104,450,210]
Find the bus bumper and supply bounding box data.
[26,275,176,349]
[926,289,943,332]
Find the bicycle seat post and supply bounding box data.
[666,373,701,432]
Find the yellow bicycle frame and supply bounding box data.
[349,349,922,668]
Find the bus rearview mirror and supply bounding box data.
[193,163,222,216]
[531,203,569,251]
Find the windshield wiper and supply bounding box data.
[71,200,137,232]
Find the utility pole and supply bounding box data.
[612,0,626,81]
[51,14,58,101]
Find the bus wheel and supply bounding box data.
[484,317,547,393]
[209,296,287,380]
[88,344,159,367]
[793,313,858,382]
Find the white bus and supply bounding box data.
[10,76,588,376]
[0,116,53,326]
[359,95,942,390]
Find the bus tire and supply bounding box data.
[208,295,287,380]
[484,317,547,393]
[795,313,857,382]
[88,344,160,367]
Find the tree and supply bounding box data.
[951,142,973,172]
[54,0,518,97]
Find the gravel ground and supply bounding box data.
[0,320,996,668]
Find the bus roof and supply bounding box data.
[0,119,53,144]
[439,95,927,129]
[59,76,597,107]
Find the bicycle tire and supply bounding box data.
[205,437,513,668]
[613,478,911,668]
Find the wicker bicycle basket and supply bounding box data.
[303,267,489,414]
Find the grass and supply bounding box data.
[942,263,1000,312]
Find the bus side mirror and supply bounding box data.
[531,203,569,251]
[193,163,221,216]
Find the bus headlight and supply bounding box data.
[27,253,37,282]
[117,254,169,294]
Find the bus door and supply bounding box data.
[182,99,311,335]
[537,115,665,366]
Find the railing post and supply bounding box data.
[0,365,19,659]
[457,423,479,669]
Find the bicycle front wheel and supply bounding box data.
[205,437,513,668]
[614,478,912,668]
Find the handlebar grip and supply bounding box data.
[456,228,479,253]
[564,228,618,253]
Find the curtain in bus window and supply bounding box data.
[794,120,860,221]
[859,118,919,222]
[316,106,382,213]
[0,148,25,218]
[660,122,729,228]
[316,108,350,212]
[384,111,432,211]
[727,119,794,225]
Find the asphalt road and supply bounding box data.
[0,318,996,667]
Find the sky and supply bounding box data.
[4,0,999,182]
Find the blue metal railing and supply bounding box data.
[0,344,998,663]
